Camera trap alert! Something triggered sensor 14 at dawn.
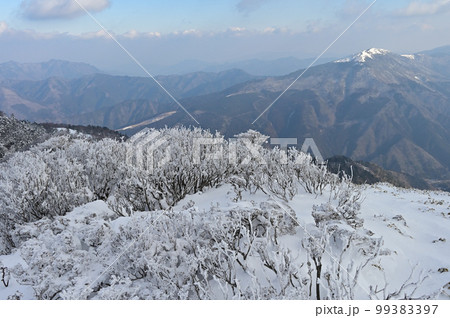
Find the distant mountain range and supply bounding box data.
[1,47,450,185]
[0,60,102,81]
[146,56,334,76]
[326,155,437,191]
[0,68,256,126]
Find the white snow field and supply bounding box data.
[1,182,448,300]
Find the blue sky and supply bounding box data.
[1,0,411,34]
[1,0,449,74]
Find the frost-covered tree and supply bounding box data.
[301,181,382,300]
[110,127,230,215]
[0,136,94,223]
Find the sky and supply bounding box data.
[1,0,450,75]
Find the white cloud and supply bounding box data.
[229,27,246,32]
[399,0,450,16]
[20,0,110,20]
[122,30,161,39]
[77,30,110,39]
[0,21,8,34]
[182,29,201,36]
[145,32,161,38]
[123,29,139,39]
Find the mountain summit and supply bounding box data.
[335,48,391,63]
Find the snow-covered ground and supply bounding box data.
[1,182,448,300]
[176,183,450,299]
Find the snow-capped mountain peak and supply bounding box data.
[335,48,390,63]
[356,48,390,62]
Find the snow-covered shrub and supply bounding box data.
[100,210,212,299]
[38,135,126,202]
[289,148,338,195]
[335,183,364,229]
[110,127,230,215]
[302,180,375,300]
[8,198,306,300]
[0,134,121,252]
[258,201,299,239]
[252,244,308,299]
[13,237,93,300]
[312,182,364,229]
[261,148,298,201]
[0,138,94,223]
[0,198,15,254]
[368,264,436,300]
[229,130,269,194]
[1,152,52,223]
[302,222,382,300]
[321,228,382,300]
[0,133,129,221]
[1,125,343,228]
[81,139,126,201]
[95,203,304,300]
[229,175,247,201]
[11,202,116,300]
[108,167,164,215]
[227,130,336,202]
[153,127,229,201]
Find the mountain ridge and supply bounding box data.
[0,69,257,125]
[0,60,103,81]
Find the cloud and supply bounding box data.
[0,21,8,34]
[236,0,270,14]
[20,0,110,20]
[77,30,110,39]
[182,29,202,36]
[122,30,161,39]
[398,0,450,16]
[229,26,246,32]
